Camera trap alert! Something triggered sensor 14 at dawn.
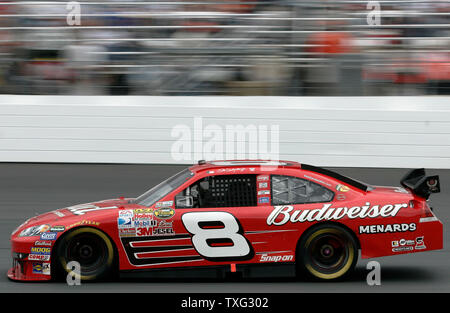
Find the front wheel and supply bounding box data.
[54,227,115,281]
[297,224,358,281]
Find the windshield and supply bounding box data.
[134,169,194,207]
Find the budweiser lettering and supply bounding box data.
[267,202,408,226]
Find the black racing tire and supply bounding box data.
[297,224,358,281]
[54,227,115,282]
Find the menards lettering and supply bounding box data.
[359,223,416,234]
[267,202,408,226]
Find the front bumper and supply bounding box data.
[7,263,51,282]
[360,215,444,259]
[8,236,53,282]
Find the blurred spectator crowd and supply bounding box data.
[0,0,449,96]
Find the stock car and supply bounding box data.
[8,160,443,282]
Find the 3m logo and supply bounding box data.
[137,227,153,237]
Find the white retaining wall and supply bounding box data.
[0,95,449,168]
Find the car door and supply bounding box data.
[172,172,322,267]
[174,173,259,264]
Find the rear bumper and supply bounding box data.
[360,216,443,259]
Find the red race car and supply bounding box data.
[8,160,443,281]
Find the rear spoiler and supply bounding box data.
[400,168,440,199]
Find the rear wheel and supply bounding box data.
[55,227,115,281]
[297,224,358,281]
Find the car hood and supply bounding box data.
[12,198,132,236]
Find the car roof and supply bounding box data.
[188,160,370,192]
[189,160,301,173]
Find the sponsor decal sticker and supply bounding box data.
[28,254,51,261]
[415,236,426,250]
[152,228,175,236]
[30,247,51,255]
[118,210,134,229]
[259,254,293,262]
[42,263,51,275]
[50,226,65,232]
[392,246,413,253]
[136,227,153,237]
[154,208,175,219]
[155,201,174,208]
[40,232,57,240]
[119,228,136,237]
[267,202,408,226]
[258,190,270,196]
[336,184,350,192]
[399,239,415,246]
[134,219,157,228]
[158,220,173,228]
[118,208,175,237]
[391,236,425,252]
[32,263,43,274]
[258,197,270,204]
[32,262,51,275]
[34,240,53,246]
[217,168,250,173]
[257,175,269,181]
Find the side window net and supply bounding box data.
[271,175,334,205]
[203,175,257,208]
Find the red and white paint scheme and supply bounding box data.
[8,160,443,281]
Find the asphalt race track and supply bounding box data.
[0,163,448,293]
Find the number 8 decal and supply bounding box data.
[182,212,253,260]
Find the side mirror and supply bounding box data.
[175,195,193,208]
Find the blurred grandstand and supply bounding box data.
[0,0,448,96]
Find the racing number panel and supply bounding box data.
[121,212,254,267]
[182,211,255,262]
[120,234,203,267]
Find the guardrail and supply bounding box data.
[1,95,449,168]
